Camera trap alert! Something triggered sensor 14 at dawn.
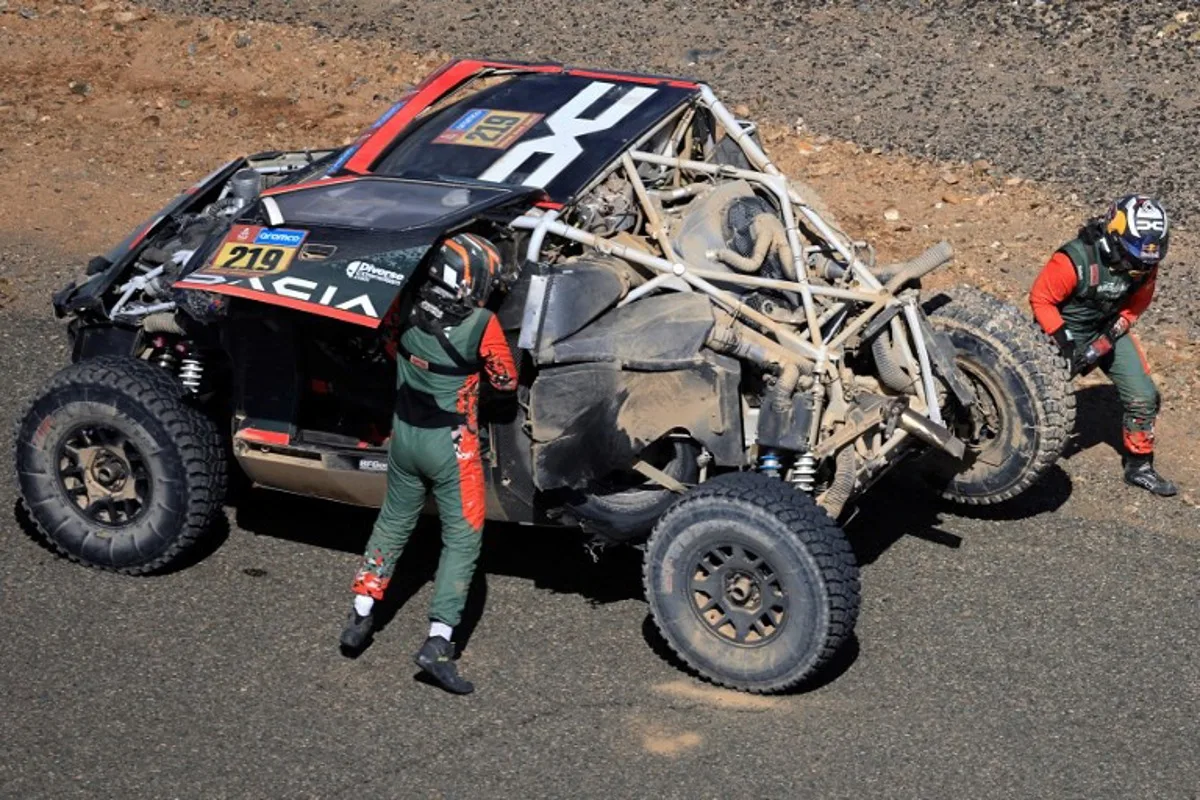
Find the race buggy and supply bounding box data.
[15,59,1074,693]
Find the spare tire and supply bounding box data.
[14,356,227,573]
[921,286,1075,505]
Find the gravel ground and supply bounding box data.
[139,0,1200,223]
[3,3,1200,797]
[1,238,1198,798]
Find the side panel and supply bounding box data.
[528,354,742,491]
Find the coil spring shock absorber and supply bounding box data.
[790,452,816,493]
[152,336,180,372]
[757,449,782,478]
[179,354,204,394]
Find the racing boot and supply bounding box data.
[413,636,474,695]
[339,609,376,654]
[1123,453,1178,497]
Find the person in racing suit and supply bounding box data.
[1029,194,1176,497]
[340,232,517,694]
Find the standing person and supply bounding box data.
[1029,195,1176,497]
[340,232,517,694]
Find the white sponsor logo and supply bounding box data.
[478,81,657,188]
[358,458,388,472]
[178,272,379,318]
[345,260,405,286]
[1130,208,1166,235]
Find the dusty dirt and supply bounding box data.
[1,0,1198,504]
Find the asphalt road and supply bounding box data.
[1,240,1197,798]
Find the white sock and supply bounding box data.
[429,621,453,641]
[354,595,375,617]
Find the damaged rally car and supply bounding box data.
[15,59,1074,692]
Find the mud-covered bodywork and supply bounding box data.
[42,57,1063,540]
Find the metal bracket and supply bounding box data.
[632,459,689,494]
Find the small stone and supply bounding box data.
[19,6,37,18]
[1004,176,1023,186]
[940,172,960,185]
[989,240,1002,249]
[141,114,160,126]
[731,103,750,118]
[87,2,111,12]
[883,207,900,221]
[227,106,239,118]
[1175,10,1191,23]
[971,158,991,174]
[941,193,962,205]
[68,80,91,96]
[175,98,191,109]
[275,120,288,130]
[112,10,135,22]
[234,32,252,48]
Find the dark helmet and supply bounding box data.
[1105,195,1169,272]
[428,232,502,308]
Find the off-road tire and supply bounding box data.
[643,471,860,693]
[569,440,699,541]
[15,356,227,574]
[923,285,1074,504]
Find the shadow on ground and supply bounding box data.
[233,491,644,652]
[1062,383,1125,460]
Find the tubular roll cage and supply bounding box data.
[484,74,952,453]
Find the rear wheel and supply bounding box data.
[15,356,227,573]
[923,286,1075,504]
[643,472,860,693]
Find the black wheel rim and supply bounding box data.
[688,542,787,646]
[953,359,1010,461]
[55,423,152,526]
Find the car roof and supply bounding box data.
[335,60,702,203]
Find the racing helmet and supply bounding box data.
[428,232,502,308]
[1104,195,1169,272]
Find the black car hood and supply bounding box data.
[175,179,540,328]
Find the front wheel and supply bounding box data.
[922,286,1075,505]
[15,356,227,573]
[643,472,860,693]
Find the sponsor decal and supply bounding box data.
[345,260,406,286]
[254,228,306,247]
[434,108,544,150]
[176,271,380,319]
[210,225,308,276]
[479,81,656,188]
[358,458,389,472]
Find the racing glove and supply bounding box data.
[1070,317,1131,377]
[1072,334,1113,376]
[1050,326,1075,365]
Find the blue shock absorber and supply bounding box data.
[758,449,782,478]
